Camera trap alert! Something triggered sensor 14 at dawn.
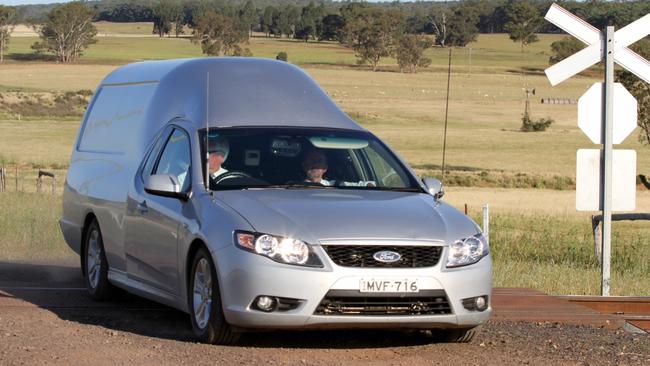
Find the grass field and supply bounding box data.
[1,26,649,296]
[2,190,647,296]
[1,66,647,176]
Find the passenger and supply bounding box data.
[302,149,332,186]
[208,136,229,182]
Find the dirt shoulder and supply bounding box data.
[1,305,648,366]
[0,261,648,365]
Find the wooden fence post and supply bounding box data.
[37,170,56,195]
[0,166,5,192]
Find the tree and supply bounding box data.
[0,6,16,63]
[548,37,584,64]
[261,6,277,37]
[31,2,97,63]
[152,0,174,37]
[192,10,250,57]
[295,2,324,42]
[170,1,185,38]
[319,14,344,41]
[617,40,650,145]
[395,34,434,73]
[343,7,403,71]
[429,10,448,46]
[238,0,256,37]
[446,2,480,47]
[504,0,542,52]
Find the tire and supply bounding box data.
[188,247,239,345]
[83,219,114,301]
[429,326,479,343]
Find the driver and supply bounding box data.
[302,149,332,186]
[208,136,229,183]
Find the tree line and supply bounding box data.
[1,0,648,71]
[10,0,650,36]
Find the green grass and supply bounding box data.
[0,193,75,261]
[94,21,155,36]
[482,211,650,296]
[4,32,567,69]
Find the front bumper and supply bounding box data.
[214,244,492,330]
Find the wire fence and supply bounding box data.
[0,164,64,195]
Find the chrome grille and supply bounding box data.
[314,290,452,316]
[322,245,443,268]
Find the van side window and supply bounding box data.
[154,128,192,192]
[141,127,172,182]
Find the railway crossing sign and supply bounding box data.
[576,149,636,212]
[543,3,649,296]
[544,4,650,86]
[578,83,637,144]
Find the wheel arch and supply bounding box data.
[185,239,209,296]
[80,212,98,276]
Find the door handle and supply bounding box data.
[137,200,148,214]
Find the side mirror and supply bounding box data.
[422,177,444,200]
[145,174,189,200]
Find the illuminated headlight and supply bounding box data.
[235,231,323,267]
[446,233,489,268]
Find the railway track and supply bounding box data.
[559,295,650,333]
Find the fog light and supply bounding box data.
[255,296,277,312]
[462,295,489,312]
[475,296,487,311]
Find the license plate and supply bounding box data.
[359,278,419,293]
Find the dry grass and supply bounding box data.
[0,119,79,169]
[1,31,649,296]
[2,64,648,176]
[444,187,650,214]
[0,193,74,262]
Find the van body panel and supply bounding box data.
[61,58,492,334]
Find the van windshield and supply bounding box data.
[200,127,423,192]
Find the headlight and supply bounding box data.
[446,233,489,268]
[235,231,323,267]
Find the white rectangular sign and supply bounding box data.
[576,149,636,211]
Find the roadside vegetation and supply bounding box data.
[2,191,648,296]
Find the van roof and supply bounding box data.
[100,57,364,131]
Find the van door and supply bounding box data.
[124,127,191,295]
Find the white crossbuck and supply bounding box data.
[544,3,650,86]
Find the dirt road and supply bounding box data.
[0,261,648,366]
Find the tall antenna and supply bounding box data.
[441,48,452,183]
[205,71,210,190]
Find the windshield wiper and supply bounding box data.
[264,183,334,189]
[336,186,423,193]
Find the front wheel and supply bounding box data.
[83,219,114,300]
[188,247,239,345]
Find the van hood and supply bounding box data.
[215,189,478,244]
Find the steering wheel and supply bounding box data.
[213,171,254,184]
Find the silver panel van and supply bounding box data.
[60,58,491,344]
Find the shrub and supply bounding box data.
[521,112,554,132]
[276,51,288,62]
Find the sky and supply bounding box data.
[2,0,399,5]
[0,0,404,5]
[1,0,73,5]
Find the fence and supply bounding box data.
[541,98,577,105]
[592,213,650,262]
[0,166,5,192]
[0,165,59,195]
